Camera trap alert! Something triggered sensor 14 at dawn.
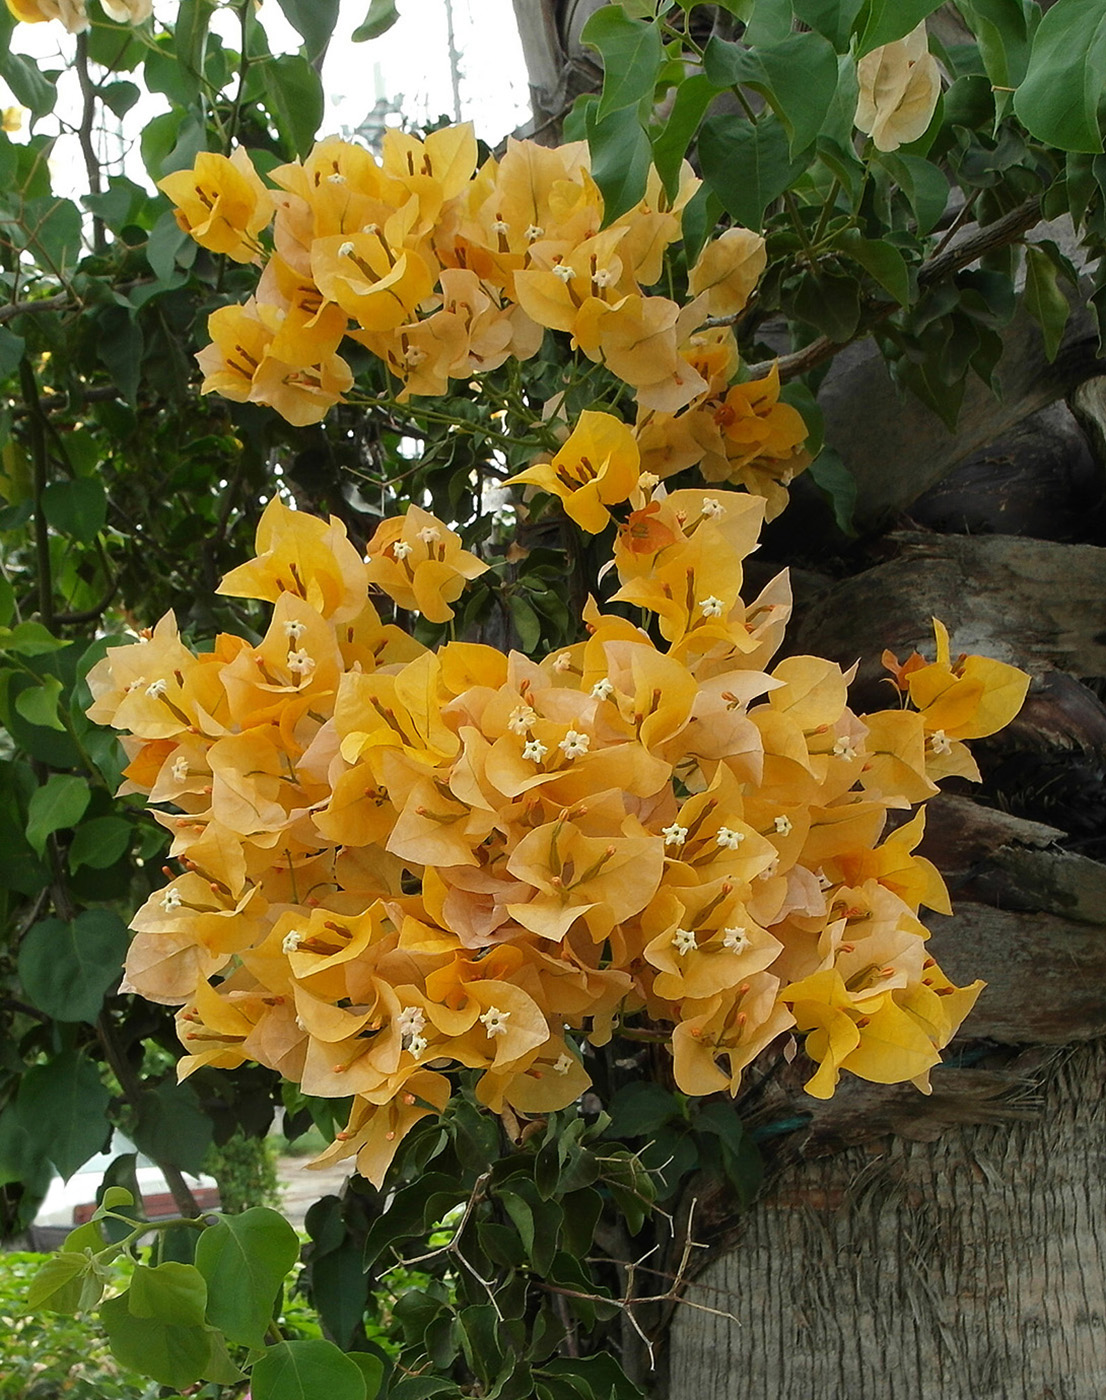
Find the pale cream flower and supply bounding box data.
[855,23,941,152]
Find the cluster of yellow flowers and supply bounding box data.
[159,128,809,517]
[88,491,1027,1185]
[4,0,150,32]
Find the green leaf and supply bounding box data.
[99,80,141,119]
[651,72,718,200]
[96,307,143,406]
[350,1353,386,1399]
[101,1185,136,1211]
[0,48,56,119]
[251,1339,368,1400]
[42,477,107,542]
[1023,244,1071,362]
[147,207,195,283]
[264,54,325,159]
[1013,0,1106,153]
[580,7,664,123]
[16,1050,112,1180]
[195,1206,300,1348]
[353,0,399,41]
[309,1236,372,1350]
[28,1251,91,1314]
[68,816,132,873]
[129,1262,208,1328]
[794,0,865,51]
[607,1082,682,1138]
[808,445,858,535]
[14,674,66,731]
[836,228,911,305]
[703,32,839,156]
[0,325,24,379]
[18,908,130,1022]
[100,1290,216,1391]
[856,0,944,55]
[274,0,341,61]
[585,102,652,225]
[699,113,806,230]
[26,774,91,855]
[956,0,1038,122]
[0,627,66,658]
[18,196,83,275]
[878,152,948,234]
[133,1081,213,1176]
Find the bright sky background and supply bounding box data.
[3,0,532,195]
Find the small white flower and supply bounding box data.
[283,618,307,640]
[363,222,380,236]
[146,678,168,699]
[525,224,544,241]
[559,730,590,760]
[930,728,953,755]
[171,756,189,783]
[327,172,347,185]
[417,525,441,545]
[407,1033,428,1060]
[661,822,688,848]
[287,649,316,676]
[722,925,750,954]
[591,677,615,701]
[552,263,576,283]
[593,267,614,288]
[337,239,355,256]
[508,704,538,735]
[552,1052,573,1076]
[552,652,573,673]
[672,927,697,956]
[522,738,548,763]
[639,471,659,492]
[282,930,303,955]
[699,596,725,619]
[700,498,725,519]
[404,345,427,367]
[491,218,509,234]
[392,540,413,560]
[479,1005,511,1037]
[396,1005,427,1038]
[125,676,147,693]
[833,736,857,760]
[716,826,745,850]
[773,815,793,836]
[757,857,780,881]
[295,1015,307,1032]
[160,887,182,912]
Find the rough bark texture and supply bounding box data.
[666,1042,1106,1400]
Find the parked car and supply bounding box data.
[29,1133,219,1250]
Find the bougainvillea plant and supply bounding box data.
[7,0,1102,1394]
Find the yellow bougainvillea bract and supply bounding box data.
[89,493,1028,1187]
[161,125,814,520]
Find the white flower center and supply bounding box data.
[417,525,441,544]
[833,736,857,760]
[479,1005,511,1037]
[672,927,697,956]
[552,652,573,673]
[282,930,303,954]
[525,224,544,241]
[722,925,749,953]
[699,596,725,619]
[171,756,189,783]
[337,240,355,257]
[552,1052,573,1075]
[508,704,538,735]
[160,887,182,912]
[559,730,590,759]
[287,649,316,676]
[146,678,168,699]
[700,498,725,519]
[522,738,548,763]
[716,826,744,850]
[930,729,953,755]
[283,619,307,640]
[591,677,615,700]
[773,815,793,836]
[392,540,413,560]
[552,263,576,283]
[661,822,688,848]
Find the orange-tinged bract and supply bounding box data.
[90,485,1026,1185]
